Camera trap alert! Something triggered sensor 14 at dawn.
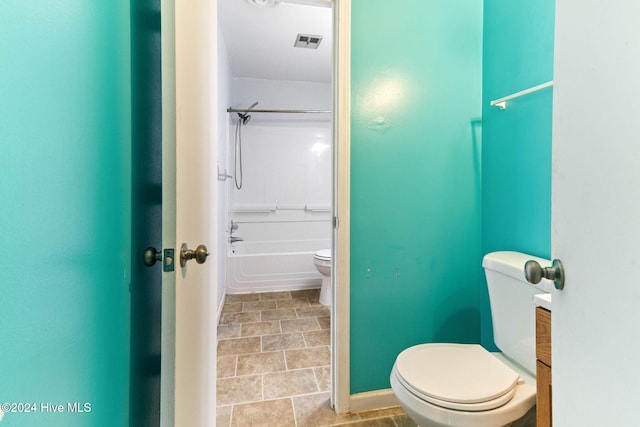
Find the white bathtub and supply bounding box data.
[226,239,330,294]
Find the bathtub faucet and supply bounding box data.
[229,220,242,243]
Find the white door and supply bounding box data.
[552,1,640,425]
[161,0,217,425]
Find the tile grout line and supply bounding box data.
[233,355,238,377]
[291,396,299,427]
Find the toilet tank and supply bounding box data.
[483,251,553,376]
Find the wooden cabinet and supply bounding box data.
[536,306,552,427]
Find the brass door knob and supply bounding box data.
[180,243,209,268]
[143,247,162,267]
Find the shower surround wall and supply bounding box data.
[218,25,233,311]
[226,77,332,294]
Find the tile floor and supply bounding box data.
[216,289,416,427]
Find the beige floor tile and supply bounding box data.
[285,347,330,370]
[241,321,281,337]
[276,298,311,309]
[226,293,260,303]
[339,418,398,427]
[216,405,232,427]
[221,311,261,325]
[317,316,330,329]
[218,337,261,357]
[222,302,243,314]
[392,414,419,427]
[231,398,296,427]
[218,324,242,339]
[313,366,331,392]
[263,369,318,399]
[295,306,330,319]
[303,329,330,347]
[217,355,237,378]
[290,289,320,299]
[260,308,297,321]
[292,392,360,427]
[216,375,262,405]
[216,290,412,427]
[236,351,286,375]
[357,406,406,420]
[262,332,306,352]
[260,291,291,300]
[307,296,323,307]
[243,300,277,312]
[281,317,320,333]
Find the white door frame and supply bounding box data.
[160,0,177,425]
[333,0,352,415]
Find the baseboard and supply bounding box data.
[349,389,399,413]
[225,282,321,295]
[217,287,227,325]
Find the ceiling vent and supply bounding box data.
[294,33,323,49]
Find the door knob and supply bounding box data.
[180,243,209,267]
[524,259,565,290]
[143,247,162,267]
[143,247,175,271]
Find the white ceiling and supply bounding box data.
[218,0,333,83]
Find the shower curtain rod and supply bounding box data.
[227,108,331,114]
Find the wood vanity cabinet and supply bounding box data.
[536,306,552,427]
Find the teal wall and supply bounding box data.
[0,2,131,426]
[350,0,483,393]
[481,0,555,348]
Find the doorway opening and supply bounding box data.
[215,0,342,422]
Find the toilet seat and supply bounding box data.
[393,344,521,412]
[314,249,331,261]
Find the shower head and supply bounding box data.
[237,101,259,125]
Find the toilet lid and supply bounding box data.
[393,344,521,411]
[314,249,331,260]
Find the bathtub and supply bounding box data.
[226,239,331,294]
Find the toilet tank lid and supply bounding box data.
[482,251,552,283]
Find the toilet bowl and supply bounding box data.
[390,251,552,427]
[390,344,536,427]
[313,249,331,306]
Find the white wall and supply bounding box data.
[232,77,331,113]
[217,25,233,310]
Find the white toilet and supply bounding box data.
[390,251,552,427]
[313,249,332,306]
